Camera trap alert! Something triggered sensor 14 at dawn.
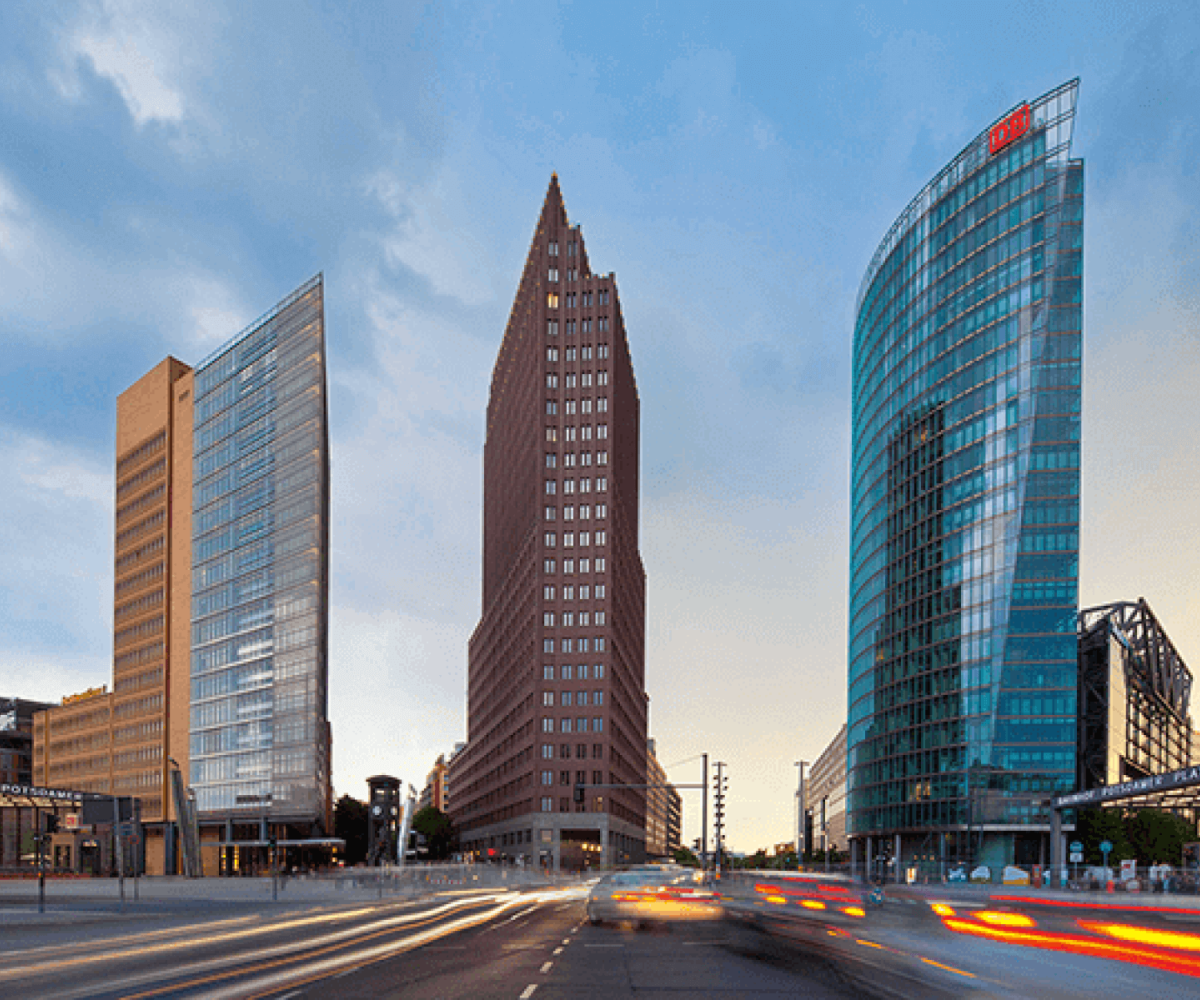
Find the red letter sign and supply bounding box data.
[989,103,1031,155]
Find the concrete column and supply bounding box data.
[866,836,873,881]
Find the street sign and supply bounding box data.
[1069,852,1083,863]
[1100,840,1113,853]
[1070,840,1083,853]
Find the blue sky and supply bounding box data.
[3,1,1200,852]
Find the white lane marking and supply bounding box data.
[278,993,302,1000]
[561,938,570,945]
[553,947,563,955]
[520,986,538,999]
[540,961,553,973]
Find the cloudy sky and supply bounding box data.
[3,1,1199,852]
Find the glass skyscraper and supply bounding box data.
[189,275,331,831]
[848,81,1082,870]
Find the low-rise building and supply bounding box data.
[805,725,847,858]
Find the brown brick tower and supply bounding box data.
[452,176,647,870]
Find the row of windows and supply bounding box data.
[542,530,608,548]
[541,690,605,706]
[545,371,609,389]
[546,345,610,362]
[116,482,165,528]
[545,476,607,495]
[544,452,609,469]
[543,504,608,522]
[543,557,607,575]
[543,584,606,601]
[542,664,605,680]
[540,717,605,733]
[546,397,608,416]
[541,636,607,653]
[541,769,604,786]
[541,743,604,759]
[115,588,164,624]
[545,424,608,442]
[542,610,607,627]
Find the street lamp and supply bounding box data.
[794,761,807,866]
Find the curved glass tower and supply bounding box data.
[848,81,1083,870]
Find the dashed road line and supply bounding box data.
[540,961,553,973]
[519,985,538,998]
[553,947,563,955]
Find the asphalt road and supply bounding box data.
[0,886,866,1000]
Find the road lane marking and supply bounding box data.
[519,986,537,999]
[540,961,553,973]
[561,938,570,945]
[553,947,563,955]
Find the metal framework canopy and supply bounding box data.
[1054,763,1200,811]
[0,782,102,810]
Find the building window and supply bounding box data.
[563,611,575,627]
[578,637,590,652]
[595,558,606,572]
[561,638,573,653]
[598,451,608,466]
[541,797,553,812]
[543,665,555,680]
[598,318,609,332]
[546,400,558,415]
[595,611,606,626]
[565,373,577,389]
[565,319,576,335]
[582,373,593,388]
[543,612,555,627]
[597,477,608,491]
[598,397,608,413]
[564,532,575,548]
[593,717,604,732]
[579,611,590,626]
[598,344,609,359]
[594,691,604,705]
[541,770,553,785]
[546,373,558,389]
[581,346,592,360]
[560,744,571,759]
[542,692,554,707]
[543,638,555,653]
[579,531,591,547]
[561,691,573,707]
[579,477,591,493]
[567,241,576,256]
[543,584,555,600]
[563,505,575,521]
[597,424,608,440]
[578,691,589,707]
[561,718,573,733]
[565,425,577,442]
[563,584,575,600]
[544,559,556,573]
[544,505,556,520]
[563,558,575,574]
[594,664,604,679]
[578,664,589,680]
[578,558,590,573]
[577,744,587,759]
[542,718,554,733]
[563,479,576,495]
[577,717,589,732]
[582,319,591,334]
[581,425,593,441]
[547,320,558,336]
[566,294,576,309]
[560,798,569,812]
[593,743,603,758]
[545,453,557,468]
[545,479,557,494]
[549,268,559,282]
[583,292,593,307]
[566,399,577,415]
[548,293,559,308]
[565,346,577,361]
[595,636,606,651]
[564,453,576,467]
[549,241,559,256]
[595,584,605,599]
[595,530,607,546]
[599,291,609,305]
[596,503,607,518]
[542,744,554,758]
[545,427,557,443]
[562,664,573,681]
[546,347,559,362]
[581,451,592,467]
[582,398,592,414]
[544,532,556,547]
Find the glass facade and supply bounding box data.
[848,82,1083,850]
[188,275,330,824]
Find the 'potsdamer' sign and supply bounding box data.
[1054,765,1200,809]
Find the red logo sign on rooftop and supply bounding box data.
[989,103,1031,155]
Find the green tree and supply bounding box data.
[334,795,369,866]
[1126,809,1197,866]
[672,846,700,867]
[1077,807,1133,864]
[412,806,455,860]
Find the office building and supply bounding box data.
[847,80,1083,871]
[452,176,648,870]
[646,738,682,860]
[35,276,331,875]
[805,724,847,859]
[1078,599,1193,790]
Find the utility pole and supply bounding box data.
[794,760,807,867]
[713,762,727,877]
[701,753,708,875]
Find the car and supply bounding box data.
[586,866,720,925]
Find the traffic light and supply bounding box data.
[268,835,278,851]
[44,815,59,834]
[574,784,585,804]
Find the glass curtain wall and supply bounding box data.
[189,276,330,825]
[848,81,1083,860]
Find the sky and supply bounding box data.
[2,1,1199,854]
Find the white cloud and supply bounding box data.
[52,0,220,127]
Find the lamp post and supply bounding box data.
[794,761,807,867]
